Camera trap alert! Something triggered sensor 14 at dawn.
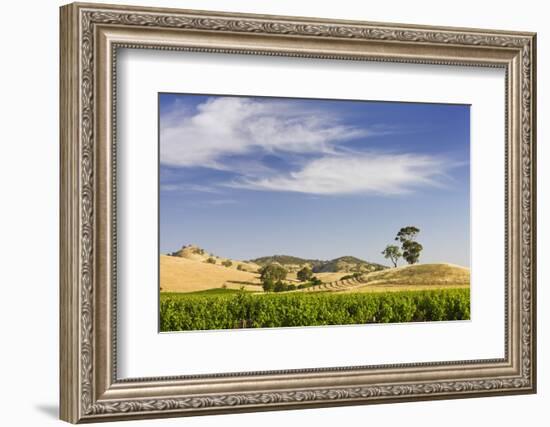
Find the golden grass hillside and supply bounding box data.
[160,255,261,293]
[294,263,469,294]
[170,244,260,273]
[350,263,470,293]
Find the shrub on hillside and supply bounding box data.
[297,266,313,282]
[340,272,362,281]
[274,280,286,292]
[309,276,322,287]
[262,279,274,292]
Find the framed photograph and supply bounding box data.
[60,2,537,423]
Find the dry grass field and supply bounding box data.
[350,283,470,293]
[160,251,470,295]
[349,264,469,293]
[169,244,260,272]
[295,263,469,293]
[160,255,261,292]
[353,263,469,288]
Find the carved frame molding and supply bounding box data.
[60,2,536,423]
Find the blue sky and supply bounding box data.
[159,93,470,267]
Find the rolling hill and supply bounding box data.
[169,244,259,272]
[250,254,386,273]
[313,256,386,273]
[160,255,261,293]
[161,244,468,295]
[250,255,322,267]
[297,263,470,293]
[357,263,469,286]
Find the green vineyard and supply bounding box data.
[160,288,470,332]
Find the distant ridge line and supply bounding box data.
[249,254,387,273]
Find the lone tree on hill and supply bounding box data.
[259,264,287,284]
[297,266,313,282]
[381,245,402,267]
[394,226,423,264]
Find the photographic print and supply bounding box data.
[159,93,471,332]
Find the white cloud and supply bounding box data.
[161,96,456,197]
[185,199,238,208]
[229,152,449,195]
[160,97,367,168]
[160,183,220,193]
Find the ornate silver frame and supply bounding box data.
[60,2,537,423]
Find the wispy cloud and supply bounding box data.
[228,152,450,195]
[185,199,238,208]
[160,96,458,197]
[204,199,238,206]
[160,183,220,193]
[160,97,367,168]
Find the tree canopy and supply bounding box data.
[381,245,402,267]
[394,226,423,265]
[395,226,420,243]
[297,266,313,282]
[402,240,423,264]
[259,264,288,283]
